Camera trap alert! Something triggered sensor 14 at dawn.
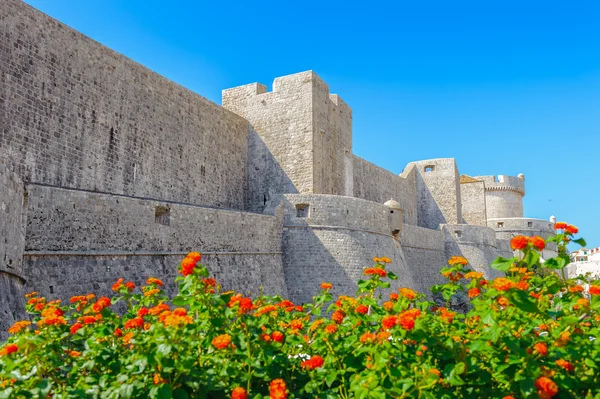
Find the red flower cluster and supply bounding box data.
[535,376,558,398]
[112,278,135,292]
[0,344,18,357]
[228,294,254,314]
[8,321,31,335]
[300,355,324,370]
[269,379,287,399]
[529,236,545,251]
[320,282,332,290]
[92,297,111,313]
[231,387,248,399]
[70,323,83,335]
[493,278,514,291]
[271,331,284,343]
[555,359,574,372]
[212,334,232,350]
[146,277,163,286]
[355,304,368,314]
[554,222,578,234]
[179,252,202,276]
[332,310,345,324]
[364,267,387,277]
[510,236,529,250]
[533,342,548,356]
[124,317,144,330]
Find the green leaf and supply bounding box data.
[387,272,398,280]
[491,257,516,272]
[543,255,569,270]
[509,290,540,314]
[157,384,173,399]
[523,250,540,268]
[573,238,587,247]
[325,370,338,387]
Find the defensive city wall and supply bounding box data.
[0,0,556,339]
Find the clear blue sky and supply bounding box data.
[24,0,600,247]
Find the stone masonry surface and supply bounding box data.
[353,157,418,226]
[460,179,487,226]
[0,0,560,334]
[0,161,27,340]
[0,0,249,209]
[23,184,288,303]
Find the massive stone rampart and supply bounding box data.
[0,163,27,340]
[442,224,512,278]
[23,184,288,302]
[266,194,416,304]
[0,0,249,209]
[399,225,447,293]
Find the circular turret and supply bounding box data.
[476,175,525,219]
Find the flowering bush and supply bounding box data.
[1,225,600,398]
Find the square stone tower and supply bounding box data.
[409,158,463,229]
[223,71,353,212]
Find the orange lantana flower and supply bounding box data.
[448,256,468,266]
[493,278,514,291]
[529,236,545,251]
[510,236,529,250]
[269,379,287,399]
[231,387,248,399]
[212,334,232,350]
[534,376,558,397]
[399,288,417,300]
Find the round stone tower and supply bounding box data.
[476,174,525,219]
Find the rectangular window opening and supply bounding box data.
[155,206,171,226]
[497,222,504,228]
[296,204,309,218]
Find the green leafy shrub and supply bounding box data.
[1,223,599,398]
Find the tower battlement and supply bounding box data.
[476,175,525,196]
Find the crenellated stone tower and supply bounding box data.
[223,71,354,213]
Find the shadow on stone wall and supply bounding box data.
[247,128,298,213]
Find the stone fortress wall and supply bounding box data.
[0,162,27,339]
[0,0,559,337]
